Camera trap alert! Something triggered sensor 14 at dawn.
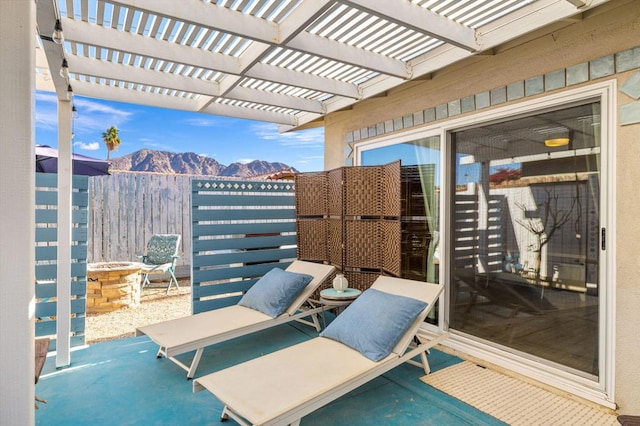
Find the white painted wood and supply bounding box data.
[63,16,360,101]
[0,1,36,424]
[67,56,222,96]
[564,0,591,7]
[35,0,611,130]
[56,101,73,368]
[70,79,299,125]
[225,86,325,114]
[62,18,241,74]
[345,0,477,51]
[110,0,278,42]
[476,0,610,49]
[248,62,360,99]
[200,102,298,125]
[70,79,198,113]
[277,0,334,44]
[286,31,409,78]
[35,0,70,101]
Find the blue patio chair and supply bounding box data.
[139,234,181,294]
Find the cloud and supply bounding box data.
[143,141,177,152]
[35,108,58,130]
[296,155,324,164]
[35,92,58,130]
[35,92,134,134]
[128,136,178,153]
[235,158,254,164]
[73,97,132,119]
[184,117,223,127]
[35,92,57,103]
[251,123,324,149]
[73,97,133,133]
[74,141,100,151]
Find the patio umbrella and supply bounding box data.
[35,145,110,176]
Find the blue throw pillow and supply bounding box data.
[238,267,314,318]
[320,288,428,361]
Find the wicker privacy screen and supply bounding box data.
[295,161,401,293]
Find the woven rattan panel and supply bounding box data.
[345,220,380,269]
[295,161,401,290]
[345,166,381,217]
[382,220,401,276]
[344,270,379,292]
[296,219,328,262]
[327,168,343,216]
[295,172,327,216]
[383,161,401,217]
[328,218,343,266]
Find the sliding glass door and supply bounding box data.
[361,136,441,323]
[449,101,601,377]
[356,85,611,389]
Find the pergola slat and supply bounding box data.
[37,0,609,128]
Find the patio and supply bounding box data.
[35,320,503,426]
[4,2,640,423]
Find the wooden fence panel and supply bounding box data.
[88,172,236,279]
[87,172,199,269]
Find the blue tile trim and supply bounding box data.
[343,45,640,153]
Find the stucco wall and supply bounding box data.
[615,68,640,414]
[323,0,640,413]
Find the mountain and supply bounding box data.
[109,149,297,177]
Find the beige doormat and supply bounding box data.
[421,361,618,426]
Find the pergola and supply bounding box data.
[35,0,607,130]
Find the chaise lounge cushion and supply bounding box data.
[239,267,314,318]
[320,288,427,361]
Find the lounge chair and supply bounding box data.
[193,276,448,426]
[139,234,181,294]
[136,260,335,379]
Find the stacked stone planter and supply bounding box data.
[87,262,142,313]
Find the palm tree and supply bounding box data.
[102,126,121,161]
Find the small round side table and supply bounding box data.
[319,288,362,317]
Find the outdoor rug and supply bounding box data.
[420,361,618,426]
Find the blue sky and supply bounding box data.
[35,91,325,172]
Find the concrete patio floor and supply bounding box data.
[35,321,506,425]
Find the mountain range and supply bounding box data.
[109,149,297,177]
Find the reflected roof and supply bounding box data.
[35,0,609,131]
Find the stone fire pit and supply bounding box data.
[87,262,143,313]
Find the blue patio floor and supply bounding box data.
[36,321,506,425]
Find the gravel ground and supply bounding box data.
[85,278,192,344]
